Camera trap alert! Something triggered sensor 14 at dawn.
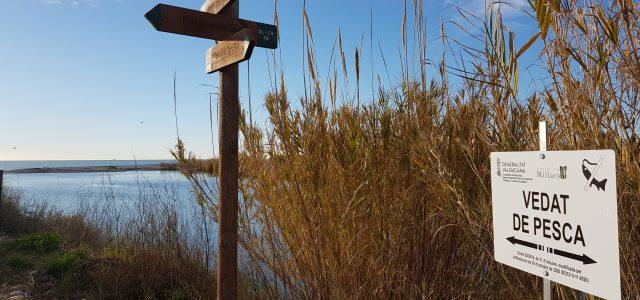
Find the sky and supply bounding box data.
[0,0,537,161]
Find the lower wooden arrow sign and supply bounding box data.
[206,29,254,74]
[201,0,232,14]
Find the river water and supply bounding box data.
[0,160,176,171]
[1,161,283,289]
[1,160,195,211]
[3,170,194,212]
[1,160,217,243]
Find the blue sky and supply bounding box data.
[0,0,537,160]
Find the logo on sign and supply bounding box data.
[536,165,567,180]
[582,158,607,191]
[496,158,501,177]
[560,166,567,179]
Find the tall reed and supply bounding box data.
[174,0,640,298]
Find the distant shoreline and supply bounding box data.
[6,163,179,174]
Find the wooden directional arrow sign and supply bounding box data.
[206,29,254,74]
[201,0,233,14]
[144,4,277,49]
[144,1,273,298]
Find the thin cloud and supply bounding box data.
[443,0,531,20]
[439,0,535,34]
[39,0,125,6]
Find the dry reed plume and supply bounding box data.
[172,0,640,298]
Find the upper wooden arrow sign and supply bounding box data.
[145,4,277,49]
[206,29,254,74]
[201,0,233,14]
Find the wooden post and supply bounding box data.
[217,1,239,299]
[144,2,277,298]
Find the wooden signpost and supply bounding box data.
[206,29,254,74]
[145,2,277,299]
[202,0,233,15]
[144,4,277,49]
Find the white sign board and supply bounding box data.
[490,150,620,299]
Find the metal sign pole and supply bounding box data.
[539,121,552,300]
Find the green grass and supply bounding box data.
[46,247,88,275]
[6,253,33,270]
[47,252,81,275]
[9,233,61,253]
[168,289,188,300]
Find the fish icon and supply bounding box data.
[582,159,607,191]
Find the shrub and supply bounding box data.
[0,188,46,234]
[6,253,33,270]
[47,250,85,275]
[10,233,61,253]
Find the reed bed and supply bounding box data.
[174,0,640,298]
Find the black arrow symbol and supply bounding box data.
[506,236,597,265]
[553,248,597,265]
[506,236,538,250]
